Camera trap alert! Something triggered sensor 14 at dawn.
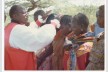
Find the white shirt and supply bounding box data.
[29,21,38,28]
[9,24,56,53]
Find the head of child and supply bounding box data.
[97,5,104,28]
[34,10,46,22]
[60,15,72,36]
[71,13,89,36]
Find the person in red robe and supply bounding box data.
[5,5,60,70]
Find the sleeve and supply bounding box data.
[90,24,95,32]
[29,21,38,28]
[9,24,56,53]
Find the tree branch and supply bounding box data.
[27,0,40,12]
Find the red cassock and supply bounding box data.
[5,23,37,70]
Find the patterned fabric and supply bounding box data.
[86,32,104,70]
[70,50,77,70]
[76,42,93,70]
[63,31,93,70]
[76,42,93,57]
[63,41,93,70]
[37,44,53,70]
[38,55,52,70]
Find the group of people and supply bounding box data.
[5,4,104,70]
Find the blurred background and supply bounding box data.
[4,0,105,26]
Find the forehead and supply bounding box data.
[71,23,80,29]
[17,7,27,13]
[71,20,78,26]
[97,9,104,18]
[99,7,104,14]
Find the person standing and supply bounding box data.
[86,5,104,70]
[5,5,60,70]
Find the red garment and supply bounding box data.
[63,32,93,70]
[5,23,37,70]
[77,53,89,70]
[63,45,91,70]
[63,51,70,70]
[76,42,93,70]
[36,20,41,27]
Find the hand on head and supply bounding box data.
[38,15,44,23]
[51,19,61,28]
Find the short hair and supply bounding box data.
[99,5,104,17]
[45,13,56,24]
[72,13,89,29]
[34,10,45,20]
[60,15,72,26]
[9,5,24,19]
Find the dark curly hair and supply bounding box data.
[9,5,24,19]
[72,13,89,29]
[60,15,72,26]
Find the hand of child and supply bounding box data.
[51,19,61,28]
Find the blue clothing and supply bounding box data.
[94,22,104,37]
[85,22,104,37]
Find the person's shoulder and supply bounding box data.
[13,24,29,31]
[96,32,104,40]
[98,32,104,37]
[15,24,26,27]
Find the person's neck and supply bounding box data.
[60,30,67,38]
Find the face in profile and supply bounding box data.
[97,10,104,28]
[60,15,72,36]
[71,13,89,36]
[71,24,82,36]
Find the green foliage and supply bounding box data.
[54,5,98,24]
[5,0,53,12]
[5,0,99,26]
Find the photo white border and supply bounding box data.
[0,0,2,71]
[2,0,4,71]
[2,0,107,72]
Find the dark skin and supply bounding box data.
[71,24,88,36]
[37,28,67,69]
[63,24,90,52]
[70,24,95,42]
[51,24,72,70]
[97,9,104,28]
[60,24,72,37]
[12,8,28,25]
